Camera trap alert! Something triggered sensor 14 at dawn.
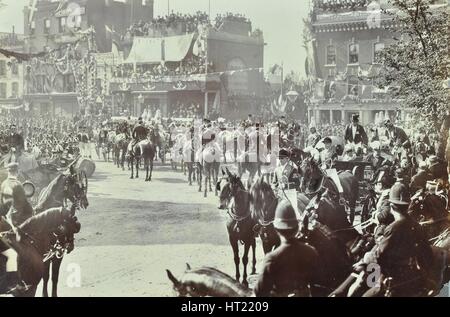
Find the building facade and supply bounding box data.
[307,0,406,126]
[23,0,154,53]
[109,17,265,119]
[0,32,25,113]
[21,0,154,118]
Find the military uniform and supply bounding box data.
[254,200,319,297]
[254,240,319,297]
[306,132,321,148]
[273,160,300,190]
[364,216,433,296]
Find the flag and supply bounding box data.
[54,0,69,15]
[28,0,38,24]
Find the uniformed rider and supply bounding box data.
[254,200,319,297]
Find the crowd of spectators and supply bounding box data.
[169,102,203,119]
[112,56,215,80]
[127,11,251,37]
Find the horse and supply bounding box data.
[33,165,88,297]
[127,130,157,182]
[113,133,129,170]
[296,214,354,296]
[197,142,221,198]
[217,168,256,286]
[249,178,280,254]
[299,156,360,226]
[0,206,80,297]
[166,264,253,297]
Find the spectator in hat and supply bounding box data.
[254,200,319,297]
[427,155,448,184]
[384,119,409,148]
[344,114,368,146]
[409,161,433,194]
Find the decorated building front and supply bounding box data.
[305,0,414,126]
[110,17,265,120]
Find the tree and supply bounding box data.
[377,0,449,128]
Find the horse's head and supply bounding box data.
[64,166,89,209]
[166,264,252,297]
[216,167,245,210]
[249,178,277,223]
[53,205,81,255]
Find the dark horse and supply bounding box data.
[299,156,360,225]
[33,165,89,297]
[217,168,256,286]
[0,207,80,297]
[127,131,157,182]
[249,178,280,254]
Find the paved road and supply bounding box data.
[36,159,264,297]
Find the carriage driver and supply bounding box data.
[0,162,33,295]
[272,149,301,191]
[254,200,319,297]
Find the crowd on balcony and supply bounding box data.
[169,101,204,119]
[127,11,251,37]
[112,56,215,80]
[313,0,373,12]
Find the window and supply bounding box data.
[44,19,51,34]
[0,61,6,76]
[11,62,18,75]
[326,45,336,65]
[0,83,6,98]
[373,42,385,64]
[348,43,359,64]
[348,77,359,96]
[30,21,36,35]
[59,17,66,33]
[11,82,18,98]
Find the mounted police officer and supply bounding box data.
[272,149,300,191]
[254,200,319,297]
[360,183,434,297]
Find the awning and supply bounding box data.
[124,33,195,64]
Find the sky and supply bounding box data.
[0,0,310,77]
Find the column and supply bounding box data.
[204,91,209,118]
[330,109,333,124]
[341,110,345,124]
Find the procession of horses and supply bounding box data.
[1,113,450,297]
